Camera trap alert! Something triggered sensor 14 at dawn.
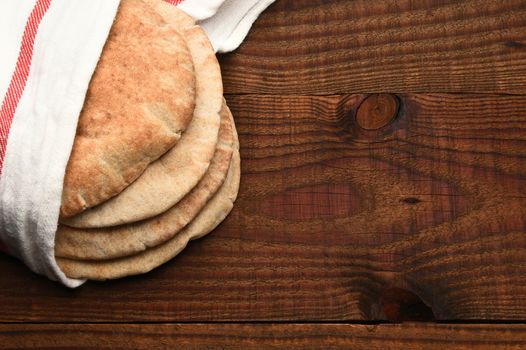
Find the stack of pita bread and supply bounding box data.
[53,0,240,281]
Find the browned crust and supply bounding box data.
[60,0,196,218]
[55,103,235,260]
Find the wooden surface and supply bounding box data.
[1,323,526,349]
[220,0,526,95]
[2,0,526,347]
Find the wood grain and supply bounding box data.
[0,93,525,322]
[1,323,525,349]
[219,0,526,95]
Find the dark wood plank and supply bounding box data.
[1,93,525,322]
[220,0,526,95]
[1,323,526,349]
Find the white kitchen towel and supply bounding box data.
[175,0,225,21]
[0,0,120,288]
[0,0,272,287]
[198,0,275,52]
[174,0,275,52]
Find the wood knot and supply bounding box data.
[401,197,421,205]
[356,94,399,130]
[381,288,435,322]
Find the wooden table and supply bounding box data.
[2,0,526,348]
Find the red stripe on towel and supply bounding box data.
[0,0,52,175]
[0,0,51,254]
[164,0,184,6]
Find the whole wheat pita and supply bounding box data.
[63,4,222,227]
[57,149,241,280]
[56,102,235,260]
[61,0,196,218]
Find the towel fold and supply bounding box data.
[179,0,275,52]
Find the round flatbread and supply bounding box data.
[55,102,235,260]
[57,149,241,280]
[61,0,196,218]
[63,4,222,227]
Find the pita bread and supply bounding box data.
[55,103,235,260]
[57,149,241,280]
[63,5,222,227]
[60,0,196,218]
